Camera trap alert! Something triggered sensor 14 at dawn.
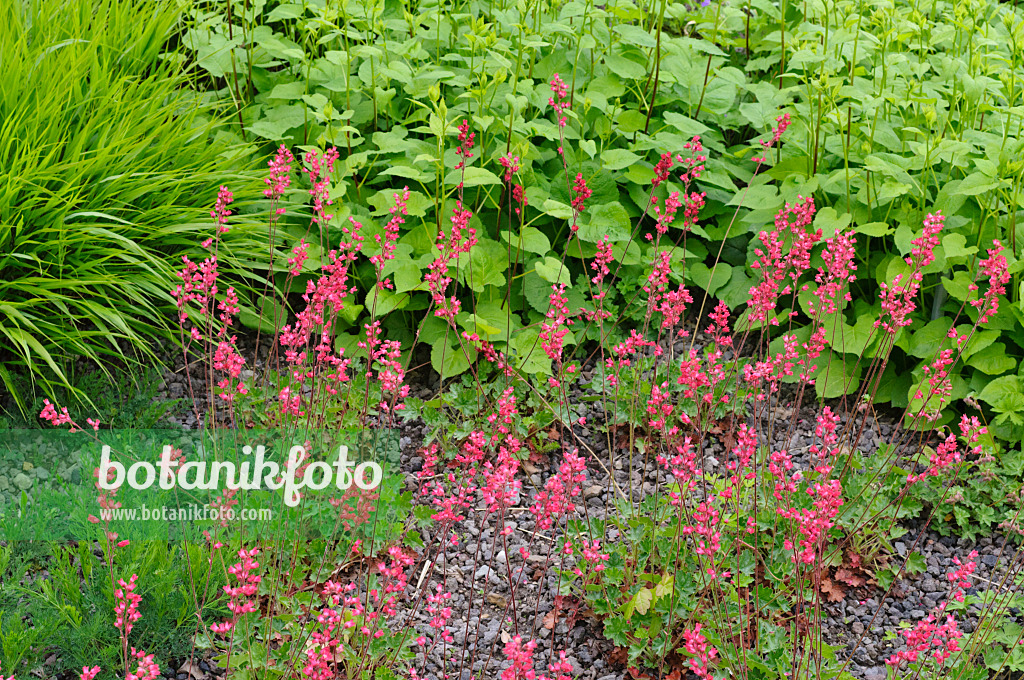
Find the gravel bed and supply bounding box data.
[5,326,1021,680]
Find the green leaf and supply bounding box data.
[905,552,927,575]
[615,109,648,133]
[364,283,409,316]
[815,353,862,399]
[688,262,731,296]
[825,314,878,357]
[367,189,432,217]
[499,227,551,256]
[813,207,851,238]
[957,172,1003,196]
[510,328,551,374]
[855,221,893,237]
[654,573,673,599]
[978,375,1024,412]
[430,337,477,379]
[267,81,306,99]
[625,587,654,620]
[465,239,507,292]
[535,256,571,285]
[604,53,646,80]
[967,342,1015,375]
[941,233,977,264]
[907,317,953,358]
[717,267,753,309]
[612,24,657,47]
[577,202,632,242]
[939,271,972,303]
[444,167,502,187]
[541,199,574,220]
[602,149,642,171]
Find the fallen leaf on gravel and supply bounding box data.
[608,647,629,667]
[835,568,866,587]
[486,593,507,608]
[500,631,511,644]
[542,609,558,630]
[178,660,208,680]
[820,576,846,602]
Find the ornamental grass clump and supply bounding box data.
[39,72,1024,680]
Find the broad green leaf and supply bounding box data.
[364,283,409,316]
[717,267,753,309]
[907,317,953,358]
[499,227,551,256]
[814,207,851,238]
[542,199,574,220]
[688,262,731,296]
[855,221,892,237]
[604,53,646,80]
[967,343,1015,375]
[267,81,306,99]
[654,573,673,598]
[444,166,502,187]
[815,352,862,399]
[602,149,642,171]
[978,375,1024,412]
[957,172,1002,196]
[465,239,507,291]
[941,233,977,264]
[510,328,551,374]
[612,24,657,47]
[535,256,571,285]
[942,271,974,301]
[430,337,476,379]
[577,202,631,242]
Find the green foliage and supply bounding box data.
[0,540,222,678]
[174,0,1024,465]
[0,366,180,431]
[0,0,268,415]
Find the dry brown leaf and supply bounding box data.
[542,609,558,630]
[486,593,507,608]
[835,568,866,587]
[820,576,846,602]
[178,660,208,680]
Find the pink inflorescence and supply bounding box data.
[114,574,142,634]
[264,145,294,213]
[548,74,571,129]
[211,548,262,634]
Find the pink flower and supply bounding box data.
[454,120,475,172]
[40,399,73,429]
[970,239,1010,324]
[210,548,262,634]
[79,667,101,680]
[114,574,142,634]
[570,173,592,217]
[288,239,310,276]
[747,196,819,327]
[681,624,718,679]
[303,148,340,226]
[540,283,574,366]
[211,186,233,233]
[549,74,571,128]
[501,635,538,680]
[530,449,586,530]
[125,649,159,680]
[264,145,294,214]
